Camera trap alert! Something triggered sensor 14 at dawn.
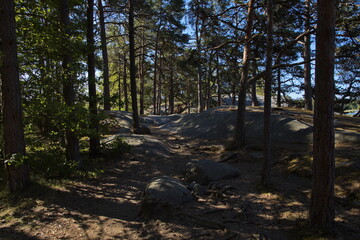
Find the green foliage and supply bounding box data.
[101,135,131,158]
[27,145,74,179]
[288,98,305,108]
[4,154,28,168]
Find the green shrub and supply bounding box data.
[102,135,131,158]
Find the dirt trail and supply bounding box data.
[1,112,359,240]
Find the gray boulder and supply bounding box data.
[185,160,240,184]
[140,176,192,216]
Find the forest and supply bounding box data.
[0,0,359,239]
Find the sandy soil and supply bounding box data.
[0,108,359,240]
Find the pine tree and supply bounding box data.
[310,0,336,230]
[0,0,30,191]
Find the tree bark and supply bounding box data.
[195,15,203,113]
[277,68,281,107]
[216,52,221,107]
[153,26,160,115]
[128,0,140,132]
[309,0,336,230]
[139,30,145,115]
[157,53,163,114]
[123,54,129,111]
[98,0,111,110]
[262,0,274,187]
[87,0,100,156]
[205,52,213,110]
[169,62,175,114]
[304,0,313,110]
[0,0,30,192]
[59,0,82,167]
[251,60,259,106]
[234,0,255,147]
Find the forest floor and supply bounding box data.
[0,107,359,240]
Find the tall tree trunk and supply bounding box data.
[216,52,221,106]
[153,26,160,115]
[206,53,213,110]
[169,62,175,114]
[128,0,140,132]
[195,16,203,113]
[118,75,122,110]
[157,53,163,114]
[234,0,255,147]
[59,0,82,167]
[139,30,145,115]
[304,0,313,110]
[262,0,274,187]
[251,80,259,106]
[251,54,259,106]
[98,0,111,110]
[123,54,129,111]
[0,0,30,192]
[87,0,100,156]
[231,84,236,105]
[309,0,336,230]
[277,68,281,107]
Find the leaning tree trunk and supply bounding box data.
[59,0,82,167]
[234,0,255,147]
[0,0,30,192]
[309,0,336,230]
[128,0,140,132]
[98,0,111,110]
[304,0,313,110]
[87,0,100,156]
[262,0,274,187]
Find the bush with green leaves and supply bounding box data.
[102,135,131,158]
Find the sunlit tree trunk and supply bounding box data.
[262,0,274,186]
[98,0,111,110]
[310,0,336,230]
[234,0,255,147]
[0,0,30,192]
